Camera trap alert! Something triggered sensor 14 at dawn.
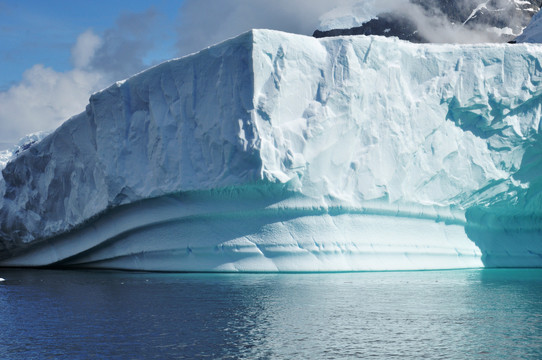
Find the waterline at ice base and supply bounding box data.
[2,29,542,271]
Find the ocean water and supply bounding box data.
[0,268,541,359]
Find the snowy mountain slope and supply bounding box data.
[315,0,542,43]
[516,5,542,41]
[2,30,542,270]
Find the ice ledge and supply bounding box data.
[0,187,482,271]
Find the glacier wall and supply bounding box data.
[0,32,259,248]
[2,30,542,270]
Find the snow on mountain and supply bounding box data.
[0,132,50,170]
[317,0,380,32]
[516,6,542,41]
[0,150,11,171]
[2,29,542,271]
[315,0,542,43]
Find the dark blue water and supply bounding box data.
[1,269,541,359]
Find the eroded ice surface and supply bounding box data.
[2,30,542,270]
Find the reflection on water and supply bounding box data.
[0,269,541,359]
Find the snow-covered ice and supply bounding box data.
[2,29,542,271]
[517,7,542,42]
[0,132,49,170]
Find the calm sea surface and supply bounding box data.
[0,268,541,359]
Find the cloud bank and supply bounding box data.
[174,0,526,57]
[176,0,355,56]
[0,9,160,146]
[0,40,105,144]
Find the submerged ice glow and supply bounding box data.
[1,30,542,270]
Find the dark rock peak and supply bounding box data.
[313,0,542,43]
[314,12,425,43]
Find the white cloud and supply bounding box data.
[0,65,104,140]
[0,9,160,146]
[176,0,352,56]
[0,41,107,145]
[396,1,504,43]
[71,29,103,69]
[174,0,510,58]
[88,8,159,81]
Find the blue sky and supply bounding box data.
[0,0,353,147]
[0,0,180,90]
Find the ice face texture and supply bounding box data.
[1,30,542,271]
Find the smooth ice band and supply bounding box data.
[0,187,482,271]
[1,30,542,270]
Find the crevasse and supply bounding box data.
[1,30,542,271]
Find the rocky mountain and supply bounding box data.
[314,0,542,43]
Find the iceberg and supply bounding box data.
[0,132,50,169]
[2,29,542,271]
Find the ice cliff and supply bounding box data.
[2,29,542,271]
